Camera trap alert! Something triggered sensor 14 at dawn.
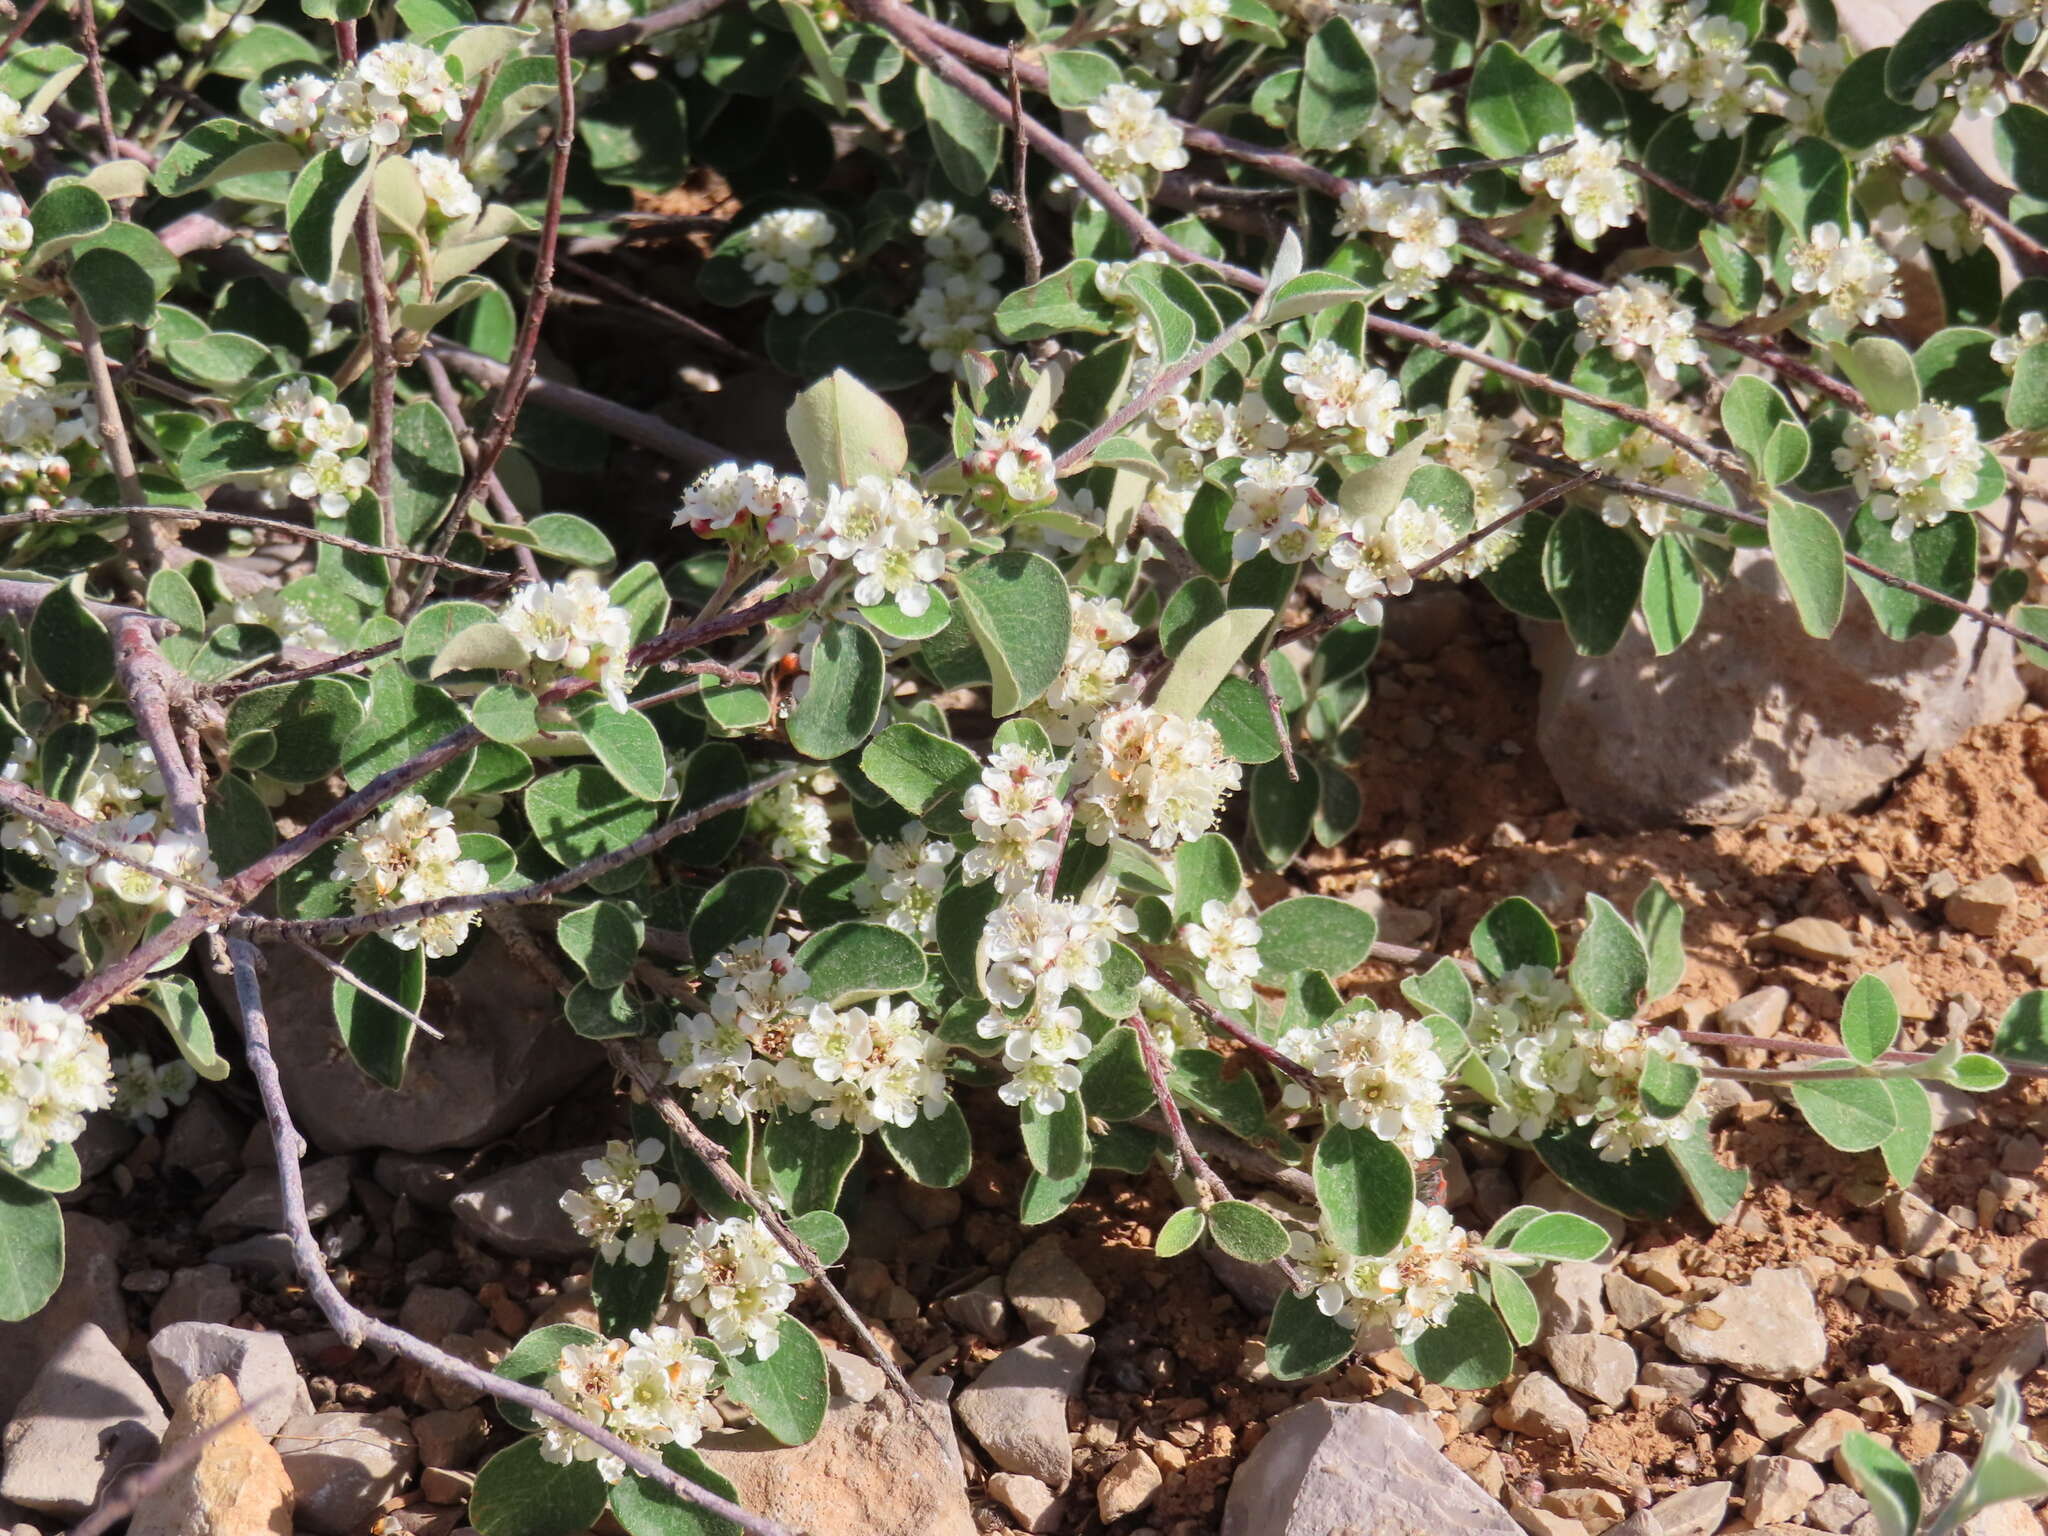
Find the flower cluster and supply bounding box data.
[751,777,835,865]
[965,419,1058,511]
[332,793,489,958]
[1518,133,1638,244]
[1280,1005,1449,1159]
[962,743,1065,895]
[739,208,840,315]
[670,1214,802,1356]
[259,41,463,165]
[1468,965,1706,1159]
[1073,703,1242,852]
[1292,1201,1476,1345]
[0,996,114,1169]
[1182,899,1263,1010]
[1334,181,1457,309]
[811,476,948,617]
[1872,176,1979,261]
[1783,223,1905,340]
[1281,342,1408,454]
[1833,403,1984,539]
[1574,277,1703,384]
[560,1139,687,1267]
[0,323,97,514]
[1640,7,1765,139]
[539,1328,717,1483]
[1082,84,1188,201]
[1993,311,2047,367]
[1112,0,1230,47]
[1590,398,1717,536]
[675,461,811,544]
[904,201,1003,375]
[108,1053,197,1129]
[410,149,482,224]
[0,191,31,288]
[254,379,372,518]
[0,90,48,166]
[851,821,955,940]
[977,888,1132,1111]
[1036,593,1141,744]
[501,570,639,712]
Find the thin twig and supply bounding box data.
[1255,657,1297,781]
[432,342,732,466]
[1141,955,1318,1093]
[352,190,401,607]
[205,639,404,701]
[113,617,205,838]
[1894,140,2048,272]
[72,0,118,168]
[0,778,233,910]
[0,504,503,578]
[1132,1015,1230,1208]
[70,297,168,574]
[1007,48,1042,287]
[568,0,733,53]
[1678,1028,2048,1081]
[282,934,445,1040]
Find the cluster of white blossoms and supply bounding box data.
[1573,277,1703,384]
[0,90,48,165]
[1780,37,1849,134]
[0,322,96,513]
[540,1328,717,1483]
[409,149,482,224]
[332,793,489,958]
[1334,181,1457,309]
[1640,7,1766,138]
[1435,399,1530,527]
[1073,704,1241,852]
[1873,176,1980,262]
[810,476,948,617]
[560,1139,687,1267]
[962,744,1065,895]
[903,200,1003,375]
[1590,398,1717,536]
[501,569,638,712]
[751,778,835,865]
[1469,965,1706,1160]
[1082,84,1189,201]
[675,461,811,544]
[1992,0,2048,41]
[977,888,1131,1112]
[671,1213,802,1357]
[1181,899,1263,1010]
[0,191,32,287]
[1518,134,1639,244]
[1225,451,1321,564]
[965,418,1059,510]
[740,208,840,316]
[1318,494,1489,623]
[1281,342,1408,455]
[1279,1005,1448,1159]
[851,821,954,941]
[1135,975,1206,1056]
[1034,593,1141,745]
[108,1052,196,1129]
[258,42,463,165]
[0,996,114,1169]
[1993,311,2047,367]
[253,379,373,518]
[1833,402,1984,540]
[1292,1201,1475,1345]
[1331,0,1437,111]
[1111,0,1229,47]
[1912,61,2009,119]
[1783,223,1905,339]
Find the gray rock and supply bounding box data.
[697,1381,973,1536]
[988,1472,1063,1534]
[1544,1333,1637,1408]
[372,1152,463,1212]
[212,925,603,1154]
[273,1410,418,1536]
[149,1263,241,1331]
[449,1148,599,1257]
[1004,1237,1105,1336]
[1719,987,1790,1038]
[1747,1455,1825,1527]
[1527,546,2023,830]
[954,1333,1094,1491]
[1608,1481,1733,1536]
[824,1347,886,1405]
[1494,1372,1588,1443]
[1203,1243,1287,1317]
[1221,1400,1520,1536]
[1768,918,1860,964]
[1664,1268,1827,1381]
[0,1324,168,1517]
[207,1233,300,1282]
[161,1093,245,1184]
[1534,1262,1610,1335]
[202,1158,352,1235]
[0,1212,126,1423]
[396,1286,486,1346]
[1885,1190,1959,1257]
[1606,1272,1671,1332]
[147,1323,311,1439]
[1807,1484,1873,1533]
[940,1276,1009,1340]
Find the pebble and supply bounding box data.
[1663,1268,1827,1381]
[1766,918,1859,963]
[273,1410,418,1536]
[130,1375,293,1536]
[201,1159,352,1234]
[1731,1384,1803,1444]
[1510,1497,1588,1536]
[0,1323,168,1517]
[449,1148,601,1257]
[411,1406,488,1470]
[150,1264,243,1331]
[940,1276,1009,1341]
[1957,1319,2046,1405]
[419,1467,474,1505]
[1946,875,2019,937]
[1097,1447,1164,1524]
[1718,987,1789,1038]
[1745,1455,1824,1526]
[1869,961,1934,1021]
[1784,1408,1864,1464]
[1605,1272,1671,1332]
[954,1333,1095,1490]
[823,1346,886,1405]
[372,1152,463,1212]
[1638,1363,1711,1402]
[988,1471,1063,1533]
[162,1094,246,1184]
[1535,1263,1610,1335]
[148,1322,312,1438]
[1625,1247,1686,1296]
[1885,1191,1959,1258]
[1607,1481,1732,1536]
[1544,1334,1637,1409]
[1005,1237,1106,1336]
[1805,1484,1872,1533]
[396,1286,486,1346]
[1493,1372,1588,1444]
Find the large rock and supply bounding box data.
[450,1148,601,1257]
[0,1211,127,1422]
[130,1375,294,1536]
[696,1382,973,1536]
[1222,1400,1521,1536]
[272,1410,417,1536]
[954,1334,1093,1491]
[0,1323,168,1517]
[1664,1268,1828,1382]
[148,1323,313,1438]
[1527,547,2022,830]
[211,925,603,1154]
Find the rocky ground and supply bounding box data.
[5,589,2048,1536]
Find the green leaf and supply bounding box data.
[719,1315,829,1445]
[27,182,109,268]
[994,260,1124,340]
[1878,1077,1935,1185]
[1759,136,1851,236]
[1839,1432,1921,1536]
[1119,262,1220,367]
[1257,896,1376,978]
[343,663,471,801]
[137,975,231,1083]
[1790,1077,1898,1152]
[1543,504,1646,656]
[608,1445,742,1536]
[1156,1206,1206,1257]
[1314,1121,1412,1257]
[881,1101,972,1187]
[0,1179,61,1321]
[1642,112,1743,249]
[688,868,788,962]
[787,622,884,761]
[1466,42,1574,158]
[786,369,907,491]
[333,935,425,1090]
[1840,973,1901,1065]
[1838,336,1921,416]
[1404,1291,1515,1388]
[1947,1053,2009,1092]
[1298,18,1378,151]
[469,1437,608,1536]
[557,901,645,990]
[1702,225,1764,317]
[916,65,1002,197]
[284,149,374,285]
[1078,1027,1155,1122]
[28,579,114,699]
[1471,896,1560,979]
[1153,608,1272,722]
[1996,103,2048,204]
[762,1113,862,1215]
[1490,1261,1542,1346]
[1724,376,1807,485]
[1569,895,1647,1019]
[1169,1048,1271,1143]
[1020,1093,1088,1181]
[1665,1130,1751,1224]
[1174,833,1245,923]
[525,762,662,871]
[1639,1052,1700,1119]
[593,1252,671,1337]
[4,1142,78,1195]
[1824,49,1927,150]
[571,698,670,803]
[1885,1,2000,104]
[1507,1210,1612,1261]
[1265,1287,1355,1379]
[860,724,978,815]
[1046,48,1122,108]
[226,679,364,784]
[71,246,156,328]
[1641,534,1705,656]
[1248,755,1320,871]
[1402,957,1473,1028]
[795,921,927,1005]
[1531,1125,1685,1219]
[951,551,1071,716]
[1846,504,1977,640]
[1208,1199,1290,1263]
[1768,496,1847,638]
[1632,882,1685,1002]
[179,420,292,487]
[1019,1165,1089,1225]
[474,685,540,745]
[1994,991,2048,1064]
[152,117,301,195]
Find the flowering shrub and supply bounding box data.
[1,0,2047,1528]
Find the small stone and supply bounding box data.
[987,1472,1062,1533]
[1625,1246,1686,1296]
[0,1324,168,1517]
[397,1287,486,1346]
[205,1234,298,1282]
[1719,987,1789,1038]
[1097,1447,1163,1524]
[1947,875,2019,937]
[1511,1497,1588,1536]
[1807,1485,1872,1533]
[1745,1455,1824,1526]
[895,1182,961,1231]
[1607,1481,1732,1536]
[449,1149,600,1257]
[954,1334,1095,1490]
[940,1276,1008,1341]
[147,1322,312,1439]
[411,1407,488,1470]
[1220,1401,1520,1536]
[1663,1268,1826,1381]
[202,1159,351,1234]
[1545,1488,1627,1530]
[1869,962,1933,1021]
[1957,1319,2047,1405]
[1731,1384,1802,1444]
[1004,1237,1105,1336]
[1494,1372,1589,1444]
[130,1375,294,1536]
[427,1330,509,1410]
[1784,1408,1864,1464]
[1535,1263,1610,1335]
[149,1265,242,1331]
[162,1095,245,1184]
[1767,918,1859,964]
[1885,1191,1959,1258]
[1860,1265,1921,1315]
[1638,1363,1711,1401]
[1605,1272,1670,1332]
[823,1347,885,1405]
[419,1468,473,1505]
[273,1410,418,1536]
[1544,1334,1637,1409]
[2026,849,2048,883]
[372,1152,462,1212]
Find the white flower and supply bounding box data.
[741,208,840,314]
[539,1329,716,1483]
[1226,452,1321,563]
[981,998,1092,1114]
[1641,9,1765,139]
[962,744,1065,895]
[1993,311,2047,367]
[1519,133,1638,243]
[980,888,1130,1012]
[259,74,330,137]
[0,91,48,160]
[332,793,490,957]
[1573,276,1704,382]
[410,150,481,222]
[1181,898,1263,1009]
[1073,703,1242,852]
[1833,402,1983,539]
[257,378,366,458]
[1784,222,1904,336]
[676,461,812,542]
[316,75,406,164]
[501,570,637,711]
[1279,1005,1448,1158]
[109,1053,195,1127]
[670,1215,802,1357]
[851,821,954,941]
[1082,84,1188,200]
[751,779,833,865]
[1035,593,1141,744]
[1334,181,1457,310]
[1280,342,1408,452]
[814,476,947,616]
[1290,1200,1475,1344]
[1874,176,1979,262]
[357,40,464,123]
[287,449,370,517]
[0,191,33,256]
[560,1139,687,1266]
[0,996,113,1168]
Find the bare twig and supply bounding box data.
[1255,658,1297,781]
[1140,955,1319,1093]
[1678,1028,2048,1082]
[70,297,170,574]
[113,617,205,838]
[0,778,233,909]
[1007,49,1042,287]
[1131,1015,1231,1208]
[205,638,404,701]
[431,342,733,466]
[72,0,118,168]
[0,504,503,578]
[282,934,445,1040]
[568,0,733,53]
[352,191,402,606]
[1893,140,2048,272]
